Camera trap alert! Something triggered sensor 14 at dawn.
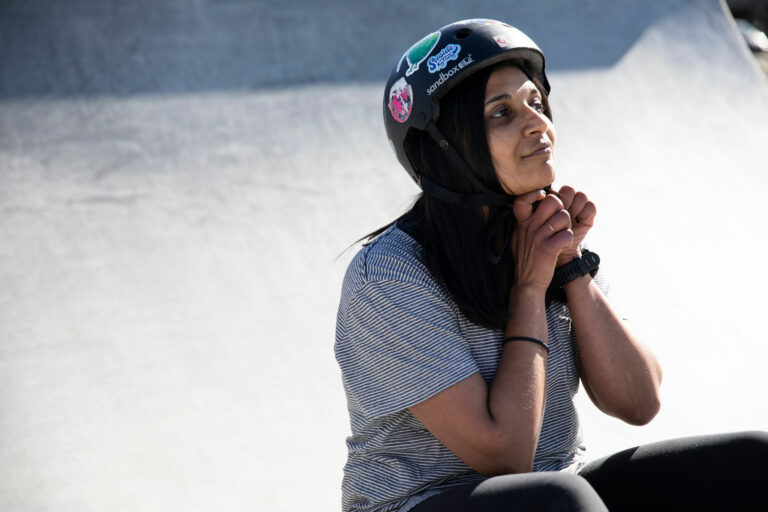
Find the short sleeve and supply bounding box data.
[336,279,480,420]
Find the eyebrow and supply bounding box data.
[484,88,541,107]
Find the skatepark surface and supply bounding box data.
[1,0,767,510]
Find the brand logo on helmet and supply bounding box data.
[398,31,441,77]
[388,77,413,123]
[426,54,475,96]
[427,44,461,73]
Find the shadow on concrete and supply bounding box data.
[0,0,673,98]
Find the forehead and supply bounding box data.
[484,66,539,99]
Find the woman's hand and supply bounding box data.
[554,186,596,266]
[511,189,573,291]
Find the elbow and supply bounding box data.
[473,441,535,477]
[478,460,533,477]
[623,393,661,426]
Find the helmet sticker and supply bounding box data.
[397,31,441,76]
[427,44,461,73]
[426,54,475,96]
[493,34,514,49]
[388,77,413,123]
[465,19,503,26]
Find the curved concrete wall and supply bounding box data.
[1,1,766,510]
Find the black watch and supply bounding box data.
[552,251,600,288]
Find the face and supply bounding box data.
[484,66,556,196]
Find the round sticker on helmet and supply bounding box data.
[493,34,514,49]
[388,77,413,123]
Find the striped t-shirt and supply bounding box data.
[335,225,593,512]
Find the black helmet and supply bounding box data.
[383,19,550,201]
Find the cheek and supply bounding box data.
[486,131,508,166]
[546,123,556,146]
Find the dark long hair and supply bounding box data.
[365,62,553,330]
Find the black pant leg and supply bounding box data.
[579,431,768,511]
[410,472,608,512]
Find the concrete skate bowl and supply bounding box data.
[1,1,766,510]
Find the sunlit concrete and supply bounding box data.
[1,1,766,510]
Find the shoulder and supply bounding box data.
[342,225,440,298]
[335,228,479,420]
[336,225,461,351]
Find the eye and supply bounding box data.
[531,99,545,113]
[490,107,510,119]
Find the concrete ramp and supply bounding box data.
[1,1,766,510]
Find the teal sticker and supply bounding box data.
[398,31,441,77]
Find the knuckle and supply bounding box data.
[546,194,564,209]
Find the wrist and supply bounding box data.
[556,248,582,267]
[562,273,592,293]
[510,281,547,299]
[508,282,547,312]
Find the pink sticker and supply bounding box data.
[388,77,413,123]
[493,35,513,49]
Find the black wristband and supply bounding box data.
[552,251,600,288]
[502,336,549,353]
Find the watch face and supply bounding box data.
[584,252,600,267]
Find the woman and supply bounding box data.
[335,19,768,512]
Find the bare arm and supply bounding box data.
[409,191,572,476]
[409,285,548,476]
[556,186,662,425]
[565,275,662,425]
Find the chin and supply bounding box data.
[541,167,556,189]
[534,172,556,192]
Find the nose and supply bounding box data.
[522,105,549,137]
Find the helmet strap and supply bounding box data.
[419,123,519,265]
[424,123,511,204]
[420,175,511,205]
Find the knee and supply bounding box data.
[729,431,768,458]
[476,472,607,511]
[531,473,608,512]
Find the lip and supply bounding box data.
[522,143,553,159]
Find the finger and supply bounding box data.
[512,189,547,222]
[538,209,571,238]
[556,185,576,210]
[530,194,565,228]
[568,191,588,220]
[544,227,574,254]
[574,201,597,225]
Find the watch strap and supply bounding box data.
[552,251,600,288]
